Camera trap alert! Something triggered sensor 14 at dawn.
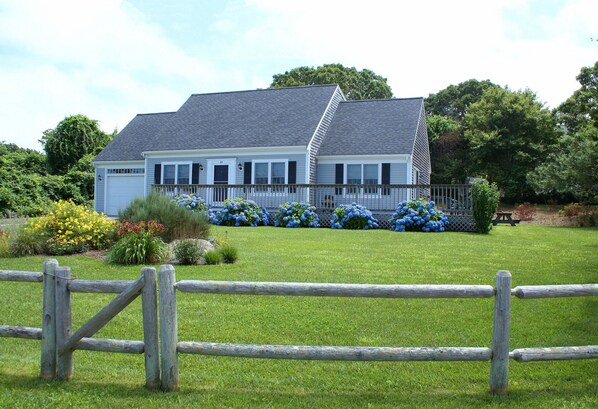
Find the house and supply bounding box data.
[93,84,432,218]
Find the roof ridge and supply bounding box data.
[137,112,176,116]
[189,84,339,97]
[340,97,423,103]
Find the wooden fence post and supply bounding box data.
[55,266,74,381]
[141,267,160,389]
[41,259,58,380]
[490,270,511,394]
[158,264,179,391]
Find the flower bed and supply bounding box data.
[210,198,269,227]
[172,193,209,212]
[274,202,319,228]
[390,199,448,232]
[331,203,378,230]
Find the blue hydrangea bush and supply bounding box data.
[210,198,269,227]
[390,199,449,232]
[172,193,209,212]
[331,203,379,230]
[274,202,320,228]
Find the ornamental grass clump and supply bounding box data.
[331,203,379,230]
[120,192,210,242]
[107,220,169,265]
[211,198,269,227]
[274,202,319,228]
[390,199,449,232]
[172,193,209,213]
[12,200,117,256]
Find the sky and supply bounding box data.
[0,0,596,151]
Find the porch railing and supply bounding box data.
[153,184,472,214]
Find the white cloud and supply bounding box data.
[0,0,218,150]
[242,0,596,104]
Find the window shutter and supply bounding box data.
[243,162,252,184]
[288,161,297,193]
[192,163,200,184]
[382,163,390,195]
[335,164,343,195]
[154,164,161,185]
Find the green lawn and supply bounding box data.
[1,225,597,408]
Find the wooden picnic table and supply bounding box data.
[493,212,520,226]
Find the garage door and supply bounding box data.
[105,175,145,216]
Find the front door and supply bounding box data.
[213,164,229,202]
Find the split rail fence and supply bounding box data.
[1,261,597,395]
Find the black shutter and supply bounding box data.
[243,162,252,184]
[335,164,344,195]
[288,161,297,193]
[154,164,161,185]
[382,163,390,195]
[192,163,200,184]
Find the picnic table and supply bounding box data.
[492,211,520,226]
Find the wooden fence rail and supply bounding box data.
[1,261,597,396]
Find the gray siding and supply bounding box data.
[411,107,431,184]
[94,168,106,213]
[316,162,408,184]
[308,87,345,184]
[146,153,307,194]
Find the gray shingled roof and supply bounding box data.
[94,112,174,162]
[317,98,423,156]
[143,84,339,152]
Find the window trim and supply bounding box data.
[161,161,192,185]
[343,163,382,197]
[251,159,289,195]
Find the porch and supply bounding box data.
[153,184,475,231]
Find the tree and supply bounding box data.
[270,63,393,100]
[463,87,559,202]
[555,61,598,133]
[425,79,498,122]
[528,127,598,203]
[40,114,112,175]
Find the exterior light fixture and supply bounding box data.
[238,163,243,171]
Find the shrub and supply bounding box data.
[204,250,222,265]
[173,239,203,265]
[390,199,449,232]
[515,202,536,221]
[211,198,269,227]
[331,203,378,230]
[119,192,210,242]
[560,203,597,227]
[274,202,319,228]
[172,193,209,213]
[218,243,238,264]
[107,232,168,265]
[472,180,499,234]
[0,228,11,258]
[13,201,116,255]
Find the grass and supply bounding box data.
[1,224,597,408]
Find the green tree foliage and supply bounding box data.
[528,127,597,203]
[270,63,393,100]
[471,179,499,234]
[555,61,597,133]
[40,114,112,175]
[425,80,498,184]
[463,87,559,201]
[425,79,498,121]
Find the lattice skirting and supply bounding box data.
[285,210,476,232]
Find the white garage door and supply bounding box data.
[106,175,145,216]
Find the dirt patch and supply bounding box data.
[498,205,581,227]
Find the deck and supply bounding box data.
[153,184,475,231]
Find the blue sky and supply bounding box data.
[0,0,596,150]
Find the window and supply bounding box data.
[252,161,287,193]
[107,168,144,175]
[162,163,191,185]
[345,164,379,195]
